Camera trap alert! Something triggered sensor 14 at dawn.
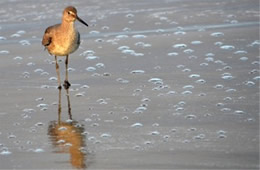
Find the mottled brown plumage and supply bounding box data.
[42,6,88,89]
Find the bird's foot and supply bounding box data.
[63,80,71,89]
[57,85,62,90]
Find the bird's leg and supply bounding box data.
[55,56,62,89]
[63,55,71,89]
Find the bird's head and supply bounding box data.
[63,6,88,27]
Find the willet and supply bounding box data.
[42,6,88,89]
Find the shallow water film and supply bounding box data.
[0,0,259,169]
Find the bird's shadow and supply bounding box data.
[48,89,87,169]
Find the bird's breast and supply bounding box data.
[48,27,80,56]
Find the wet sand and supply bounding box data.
[0,0,259,169]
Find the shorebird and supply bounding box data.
[42,6,88,89]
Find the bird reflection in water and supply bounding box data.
[48,89,87,169]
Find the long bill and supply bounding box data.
[77,16,88,27]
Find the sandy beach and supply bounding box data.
[0,0,259,169]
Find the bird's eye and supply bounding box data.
[68,11,71,15]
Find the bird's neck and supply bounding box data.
[61,20,75,31]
